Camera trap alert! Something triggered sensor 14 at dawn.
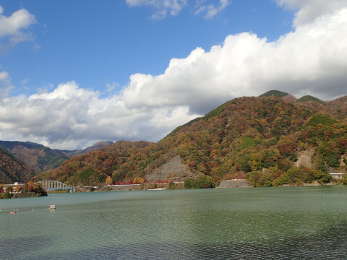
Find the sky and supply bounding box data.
[0,0,346,149]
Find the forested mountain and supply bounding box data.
[40,141,154,185]
[297,95,324,103]
[328,96,347,119]
[260,90,289,97]
[41,91,347,186]
[0,141,69,174]
[0,146,34,184]
[0,140,119,183]
[56,141,114,157]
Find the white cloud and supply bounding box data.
[125,0,230,19]
[1,2,347,149]
[0,81,198,149]
[0,71,9,81]
[120,6,347,114]
[276,0,347,27]
[195,0,231,18]
[0,71,13,97]
[125,0,188,19]
[126,0,347,22]
[0,6,36,49]
[105,82,120,93]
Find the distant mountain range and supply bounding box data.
[39,90,347,187]
[0,140,114,183]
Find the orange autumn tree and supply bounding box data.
[133,177,145,184]
[105,176,113,185]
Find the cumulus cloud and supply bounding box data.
[1,2,347,149]
[276,0,347,27]
[0,6,36,49]
[120,6,347,114]
[0,81,198,149]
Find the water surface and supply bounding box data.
[1,187,347,259]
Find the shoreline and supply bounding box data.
[1,182,345,199]
[74,181,345,193]
[0,192,47,200]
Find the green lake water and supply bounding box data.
[1,187,347,259]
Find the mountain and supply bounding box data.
[260,90,289,97]
[294,95,347,120]
[328,96,347,120]
[297,95,324,103]
[56,141,115,157]
[0,146,34,184]
[42,91,347,187]
[0,140,119,183]
[0,141,69,174]
[39,141,153,185]
[78,141,114,154]
[260,90,296,103]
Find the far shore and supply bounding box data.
[73,180,346,193]
[0,192,46,200]
[1,181,346,199]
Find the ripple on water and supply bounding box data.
[18,222,347,260]
[0,236,52,259]
[2,188,347,259]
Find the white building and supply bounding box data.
[329,173,346,180]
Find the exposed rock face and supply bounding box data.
[217,179,250,188]
[296,150,314,168]
[145,156,193,182]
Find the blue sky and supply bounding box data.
[2,0,292,95]
[0,0,347,149]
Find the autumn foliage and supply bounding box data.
[41,94,347,187]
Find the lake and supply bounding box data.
[1,187,347,259]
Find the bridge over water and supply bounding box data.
[38,180,75,192]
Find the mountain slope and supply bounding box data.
[0,141,69,173]
[39,141,154,185]
[56,141,115,157]
[260,90,289,97]
[328,96,347,120]
[42,93,347,186]
[0,147,34,184]
[260,90,296,103]
[297,95,324,103]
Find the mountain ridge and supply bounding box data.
[0,140,118,183]
[0,146,34,184]
[40,91,347,186]
[0,141,69,174]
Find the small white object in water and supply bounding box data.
[49,204,56,209]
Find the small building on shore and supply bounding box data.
[329,172,346,180]
[0,183,25,193]
[217,179,250,189]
